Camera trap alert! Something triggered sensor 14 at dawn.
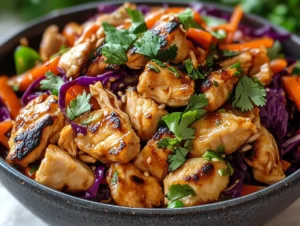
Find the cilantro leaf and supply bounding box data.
[67,91,91,120]
[184,59,204,80]
[168,66,181,78]
[168,147,190,171]
[158,44,178,61]
[222,50,241,57]
[40,72,64,96]
[233,76,266,112]
[157,137,179,150]
[111,171,118,186]
[166,184,196,202]
[292,60,300,75]
[211,29,226,40]
[126,8,147,34]
[152,59,167,67]
[184,94,208,114]
[148,64,160,73]
[167,200,184,208]
[101,43,128,65]
[178,8,203,30]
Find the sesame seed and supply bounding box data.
[118,91,123,97]
[118,83,124,88]
[158,104,165,109]
[146,157,152,164]
[121,95,126,103]
[144,172,149,177]
[109,77,116,82]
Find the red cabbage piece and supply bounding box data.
[83,166,106,200]
[97,4,119,14]
[260,88,288,142]
[190,3,231,21]
[0,97,10,122]
[137,5,151,15]
[282,134,300,156]
[21,76,46,106]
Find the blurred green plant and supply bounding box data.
[0,0,299,34]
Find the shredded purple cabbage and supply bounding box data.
[282,134,300,156]
[97,4,119,14]
[83,166,106,200]
[191,3,231,21]
[21,76,46,106]
[0,97,10,122]
[137,5,151,15]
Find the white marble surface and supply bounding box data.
[0,11,300,226]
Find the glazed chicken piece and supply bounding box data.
[200,67,240,112]
[190,112,259,157]
[220,50,252,75]
[249,47,273,85]
[107,163,164,208]
[39,25,66,61]
[58,41,91,78]
[134,127,173,182]
[163,158,229,207]
[6,94,65,167]
[35,145,94,192]
[125,88,168,141]
[126,47,149,70]
[152,17,189,63]
[244,126,285,185]
[86,55,119,76]
[58,125,77,157]
[67,82,140,163]
[137,61,195,107]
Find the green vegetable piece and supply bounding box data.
[167,199,184,208]
[101,43,128,65]
[184,59,204,80]
[168,66,181,78]
[126,8,147,34]
[14,45,42,74]
[168,147,190,171]
[111,171,118,185]
[157,44,178,61]
[222,50,241,57]
[67,91,91,120]
[166,184,196,202]
[178,8,203,30]
[148,64,160,73]
[134,30,161,59]
[40,72,64,96]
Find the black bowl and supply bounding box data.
[1,1,300,226]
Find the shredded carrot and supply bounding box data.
[193,11,206,28]
[270,58,288,73]
[241,184,266,196]
[280,160,291,172]
[75,23,100,45]
[225,5,244,44]
[219,38,274,51]
[0,120,13,149]
[9,56,60,92]
[186,28,213,49]
[282,76,300,111]
[0,76,21,119]
[62,22,83,47]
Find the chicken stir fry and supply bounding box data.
[3,2,299,209]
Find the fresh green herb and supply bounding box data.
[184,94,208,116]
[233,76,267,112]
[126,8,147,34]
[152,59,167,67]
[40,72,64,96]
[205,44,218,69]
[12,85,19,92]
[178,8,203,30]
[101,43,128,65]
[166,184,196,208]
[148,64,160,73]
[168,66,181,78]
[168,147,190,171]
[111,171,118,185]
[202,15,227,27]
[29,165,38,175]
[158,44,178,61]
[184,59,204,80]
[67,91,91,120]
[213,80,219,87]
[292,60,300,75]
[222,50,241,57]
[218,163,234,176]
[202,150,224,162]
[14,45,42,74]
[157,137,179,150]
[167,199,184,208]
[211,29,226,40]
[267,40,282,60]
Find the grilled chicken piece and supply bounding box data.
[244,126,285,185]
[39,25,66,61]
[6,94,65,167]
[58,125,77,157]
[96,3,136,27]
[58,41,91,78]
[190,112,259,157]
[137,61,194,107]
[200,67,239,112]
[35,145,94,192]
[86,55,119,76]
[249,47,273,85]
[134,127,173,182]
[126,48,149,70]
[107,163,164,208]
[125,88,168,141]
[152,17,189,63]
[220,51,252,75]
[163,158,229,206]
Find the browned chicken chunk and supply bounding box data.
[134,127,173,182]
[35,145,94,192]
[107,163,164,208]
[39,25,66,61]
[6,94,65,167]
[244,126,285,185]
[125,88,168,141]
[58,125,77,157]
[137,61,194,107]
[163,158,229,206]
[220,51,252,75]
[190,112,259,157]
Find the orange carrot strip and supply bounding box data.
[186,28,213,49]
[9,56,60,92]
[270,59,288,74]
[75,23,100,45]
[282,76,300,111]
[241,184,266,196]
[0,120,13,149]
[219,38,274,51]
[225,5,244,44]
[280,160,292,172]
[0,76,21,119]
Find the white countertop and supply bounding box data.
[0,12,299,226]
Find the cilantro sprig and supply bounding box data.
[67,91,91,120]
[40,72,64,96]
[126,8,148,34]
[184,59,204,80]
[166,184,196,208]
[233,76,266,112]
[178,8,203,30]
